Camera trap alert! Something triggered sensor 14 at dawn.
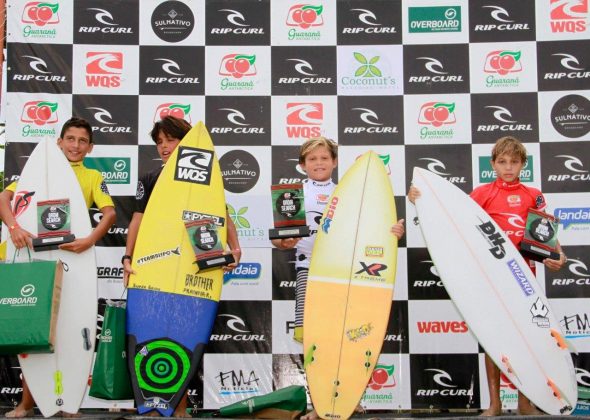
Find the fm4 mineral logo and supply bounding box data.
[285,102,323,139]
[417,102,456,140]
[560,310,590,339]
[21,2,59,38]
[550,0,588,33]
[154,103,191,123]
[551,94,590,138]
[85,52,122,88]
[218,53,256,91]
[483,50,522,88]
[285,4,323,41]
[479,155,534,183]
[408,6,461,33]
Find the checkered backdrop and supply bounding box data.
[2,0,590,412]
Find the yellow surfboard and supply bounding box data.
[303,151,397,420]
[127,122,227,416]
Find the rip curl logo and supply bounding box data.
[174,146,214,185]
[13,191,36,218]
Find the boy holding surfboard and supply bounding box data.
[0,117,116,418]
[408,135,566,416]
[272,137,404,420]
[122,116,241,417]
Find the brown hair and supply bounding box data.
[491,136,527,163]
[298,136,338,164]
[150,116,192,143]
[60,117,93,143]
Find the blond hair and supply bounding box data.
[491,136,527,163]
[298,136,338,164]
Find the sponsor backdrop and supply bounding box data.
[2,0,590,412]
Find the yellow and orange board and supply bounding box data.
[303,151,398,420]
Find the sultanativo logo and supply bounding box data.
[286,4,323,41]
[85,52,123,88]
[550,0,588,33]
[417,102,455,140]
[20,100,58,138]
[340,52,396,92]
[0,284,38,307]
[218,54,256,91]
[555,207,590,230]
[285,102,323,139]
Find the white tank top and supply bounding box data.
[295,178,336,269]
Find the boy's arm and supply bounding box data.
[271,237,301,249]
[0,189,34,249]
[225,212,241,269]
[123,211,143,287]
[59,205,116,253]
[543,240,567,271]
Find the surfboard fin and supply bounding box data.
[303,344,317,369]
[546,377,574,410]
[550,328,578,354]
[500,355,521,384]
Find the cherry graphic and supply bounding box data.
[433,106,449,122]
[292,9,303,23]
[36,105,52,121]
[169,107,185,119]
[500,55,515,69]
[490,55,501,70]
[37,6,52,22]
[424,107,435,122]
[372,368,388,385]
[159,108,170,119]
[225,58,236,73]
[27,6,39,21]
[234,58,250,74]
[302,9,316,24]
[26,105,39,120]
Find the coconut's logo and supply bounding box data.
[484,50,522,75]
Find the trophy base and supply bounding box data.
[32,234,75,252]
[269,225,310,240]
[197,253,235,271]
[520,241,560,262]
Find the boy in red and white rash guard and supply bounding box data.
[409,136,566,416]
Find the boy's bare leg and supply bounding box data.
[5,378,34,418]
[517,392,544,415]
[480,354,502,416]
[173,394,191,418]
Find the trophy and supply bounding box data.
[520,208,560,262]
[185,218,235,271]
[32,199,75,251]
[268,183,310,240]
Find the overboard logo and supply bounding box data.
[223,263,261,284]
[321,196,339,233]
[507,259,534,296]
[555,207,590,230]
[0,284,37,307]
[409,6,461,33]
[174,147,213,185]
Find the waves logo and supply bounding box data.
[286,4,323,29]
[550,0,588,33]
[21,2,59,26]
[21,101,58,126]
[174,147,213,186]
[286,102,323,139]
[484,51,522,75]
[85,52,122,88]
[417,102,456,138]
[154,103,191,123]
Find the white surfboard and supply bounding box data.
[411,167,576,415]
[4,140,97,417]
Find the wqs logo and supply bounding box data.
[174,146,213,185]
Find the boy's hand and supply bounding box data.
[407,186,421,204]
[123,259,135,288]
[543,253,566,272]
[391,219,405,240]
[9,225,35,249]
[59,237,94,253]
[278,237,301,250]
[223,248,242,272]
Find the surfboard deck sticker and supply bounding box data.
[411,166,577,415]
[127,122,227,416]
[303,151,398,420]
[3,140,97,417]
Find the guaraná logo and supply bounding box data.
[154,103,191,123]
